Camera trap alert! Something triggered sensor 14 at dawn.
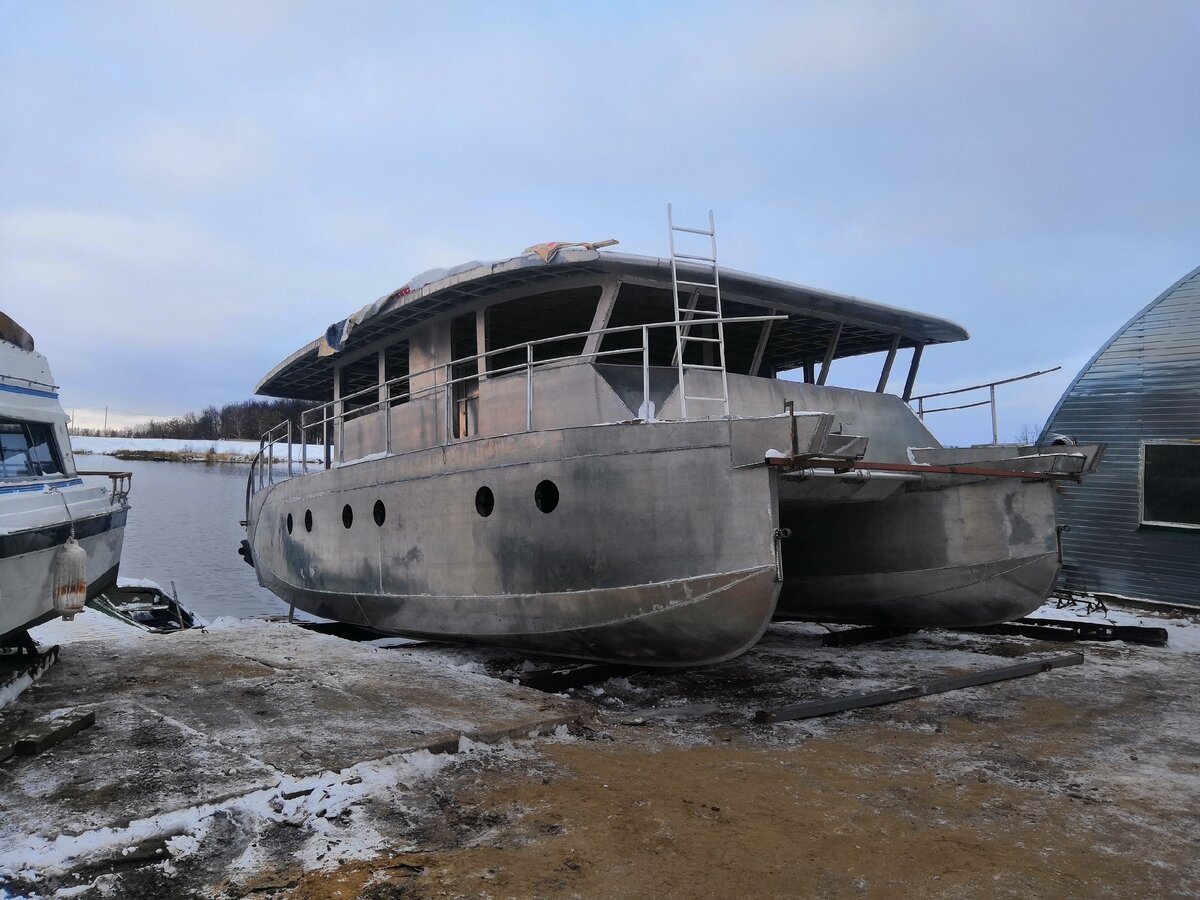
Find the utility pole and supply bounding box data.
[103,406,108,436]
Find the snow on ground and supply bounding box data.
[69,435,323,461]
[0,738,530,887]
[1030,594,1200,653]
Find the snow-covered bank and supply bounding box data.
[70,435,323,462]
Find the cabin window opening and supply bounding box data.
[597,283,679,367]
[534,480,559,514]
[384,341,410,406]
[342,504,354,528]
[340,353,379,413]
[286,513,293,535]
[485,286,603,374]
[0,419,64,479]
[304,509,313,532]
[373,499,386,526]
[475,485,495,517]
[450,313,479,439]
[1141,442,1200,529]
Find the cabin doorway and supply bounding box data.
[450,313,479,439]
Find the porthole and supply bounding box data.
[286,513,293,534]
[534,480,559,514]
[373,499,386,527]
[304,509,313,533]
[342,504,353,529]
[475,486,495,517]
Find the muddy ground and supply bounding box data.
[3,603,1198,899]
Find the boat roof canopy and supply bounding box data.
[257,248,969,400]
[0,312,35,352]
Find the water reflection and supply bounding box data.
[79,455,294,620]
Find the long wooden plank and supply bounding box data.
[755,654,1084,724]
[14,710,96,756]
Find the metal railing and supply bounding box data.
[76,470,133,505]
[245,315,783,504]
[908,366,1061,444]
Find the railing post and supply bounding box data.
[301,412,308,475]
[287,422,293,478]
[526,343,534,432]
[642,325,651,421]
[918,397,925,419]
[444,364,452,445]
[384,388,392,456]
[990,383,999,444]
[323,413,330,470]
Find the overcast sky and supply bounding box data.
[2,1,1197,442]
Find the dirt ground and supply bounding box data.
[280,673,1199,899]
[4,604,1198,899]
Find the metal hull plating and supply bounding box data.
[775,476,1061,628]
[247,419,783,666]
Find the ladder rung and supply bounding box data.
[675,279,717,289]
[676,309,721,318]
[681,335,722,343]
[684,395,728,402]
[672,225,714,236]
[683,363,726,372]
[673,252,716,263]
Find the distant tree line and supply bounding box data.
[71,398,316,441]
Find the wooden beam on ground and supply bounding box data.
[14,710,96,756]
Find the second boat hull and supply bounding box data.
[774,475,1060,628]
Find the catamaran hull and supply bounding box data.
[774,475,1060,628]
[247,420,784,667]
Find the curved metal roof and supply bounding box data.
[257,248,969,400]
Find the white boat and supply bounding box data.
[240,217,1100,666]
[0,313,131,644]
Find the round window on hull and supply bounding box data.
[475,486,495,517]
[535,480,559,513]
[304,510,313,533]
[342,504,354,529]
[286,513,293,534]
[373,499,386,527]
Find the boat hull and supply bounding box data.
[0,507,127,640]
[247,420,784,666]
[775,475,1060,628]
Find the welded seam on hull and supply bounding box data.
[255,561,777,635]
[791,552,1058,600]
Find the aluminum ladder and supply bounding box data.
[667,203,730,418]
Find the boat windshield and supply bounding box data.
[0,419,64,479]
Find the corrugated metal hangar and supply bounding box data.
[1041,266,1200,608]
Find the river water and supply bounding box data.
[77,455,294,621]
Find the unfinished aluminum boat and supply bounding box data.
[243,216,1097,665]
[0,313,131,644]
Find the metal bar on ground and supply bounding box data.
[970,619,1168,647]
[754,653,1083,723]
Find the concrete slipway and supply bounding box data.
[0,620,584,897]
[1,602,1199,899]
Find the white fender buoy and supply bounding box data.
[52,534,88,619]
